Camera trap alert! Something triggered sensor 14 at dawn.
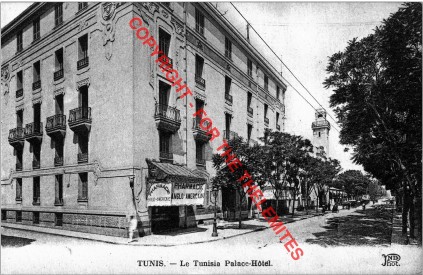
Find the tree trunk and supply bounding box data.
[409,197,415,238]
[291,195,296,217]
[316,196,319,213]
[276,198,280,216]
[402,190,409,235]
[238,193,242,229]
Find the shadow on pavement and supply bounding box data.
[221,224,266,230]
[153,226,208,236]
[1,234,36,248]
[305,208,393,247]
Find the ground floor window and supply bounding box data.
[33,212,40,224]
[55,213,63,226]
[78,173,88,202]
[16,211,22,222]
[1,210,6,221]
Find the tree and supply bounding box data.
[211,136,261,228]
[336,170,371,200]
[258,130,313,216]
[368,179,383,203]
[323,3,422,240]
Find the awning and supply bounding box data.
[146,159,207,206]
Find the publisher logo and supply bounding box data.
[382,254,401,266]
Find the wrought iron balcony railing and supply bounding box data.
[33,160,40,169]
[54,198,64,206]
[33,197,40,205]
[225,93,233,104]
[54,156,64,167]
[77,56,89,70]
[54,68,64,81]
[69,107,91,124]
[16,88,23,98]
[32,80,41,90]
[264,117,269,125]
[25,122,43,139]
[247,106,253,117]
[77,152,88,163]
[195,74,206,89]
[46,114,66,131]
[312,120,331,129]
[154,103,181,123]
[159,151,173,162]
[9,127,25,142]
[16,162,22,171]
[223,130,238,141]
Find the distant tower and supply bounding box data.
[312,109,331,156]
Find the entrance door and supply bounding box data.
[222,186,236,221]
[151,206,179,233]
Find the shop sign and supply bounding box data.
[147,182,172,206]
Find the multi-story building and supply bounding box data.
[1,2,286,237]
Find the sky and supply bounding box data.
[1,1,403,172]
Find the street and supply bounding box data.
[2,206,421,274]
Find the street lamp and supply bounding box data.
[211,186,219,237]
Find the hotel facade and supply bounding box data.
[1,2,286,237]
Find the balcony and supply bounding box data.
[77,56,89,70]
[24,122,43,143]
[225,93,233,105]
[54,156,64,167]
[247,106,253,117]
[32,197,40,205]
[77,153,88,163]
[16,88,23,98]
[54,69,64,81]
[195,74,206,89]
[196,158,206,167]
[8,127,25,148]
[264,117,269,126]
[159,151,173,163]
[32,160,40,170]
[54,198,64,206]
[16,163,22,171]
[46,114,66,138]
[276,124,281,131]
[192,118,211,143]
[68,107,91,133]
[32,80,41,91]
[154,103,181,133]
[312,120,331,130]
[223,130,239,141]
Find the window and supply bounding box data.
[33,212,40,224]
[225,37,232,59]
[33,102,41,129]
[195,54,204,78]
[55,213,63,226]
[78,34,88,60]
[318,132,321,137]
[16,149,23,171]
[276,86,280,101]
[16,211,22,222]
[159,28,171,56]
[247,92,252,108]
[264,75,269,91]
[33,142,41,169]
[33,61,41,83]
[276,112,280,130]
[225,113,232,139]
[16,178,22,200]
[55,175,63,205]
[196,141,205,166]
[247,59,253,77]
[78,172,88,201]
[55,138,64,166]
[55,94,64,115]
[225,76,231,95]
[55,3,63,27]
[195,8,204,35]
[264,104,268,118]
[247,124,253,142]
[33,177,40,205]
[17,109,23,128]
[78,2,88,11]
[78,133,89,163]
[55,48,64,71]
[17,30,23,52]
[159,81,170,106]
[33,17,40,41]
[159,131,172,162]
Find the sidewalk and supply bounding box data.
[2,210,326,246]
[390,207,420,246]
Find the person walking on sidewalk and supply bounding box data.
[128,215,138,243]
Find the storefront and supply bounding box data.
[146,160,207,233]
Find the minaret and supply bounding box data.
[312,109,331,156]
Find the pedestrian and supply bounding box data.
[128,214,137,243]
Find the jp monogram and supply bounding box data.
[382,254,401,266]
